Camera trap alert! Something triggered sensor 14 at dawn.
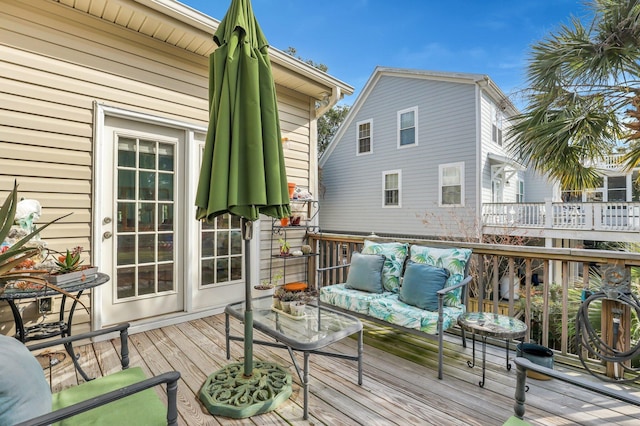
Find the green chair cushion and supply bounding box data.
[52,366,167,426]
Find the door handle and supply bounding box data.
[103,231,113,239]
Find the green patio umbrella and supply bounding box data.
[196,0,292,418]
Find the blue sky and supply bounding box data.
[181,0,590,107]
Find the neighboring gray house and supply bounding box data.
[320,66,640,251]
[319,67,524,241]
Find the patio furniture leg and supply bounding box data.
[506,339,512,371]
[467,332,476,368]
[461,327,467,348]
[225,313,230,360]
[514,361,527,419]
[480,336,487,387]
[357,328,363,385]
[303,351,310,420]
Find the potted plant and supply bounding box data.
[279,238,290,256]
[252,271,282,299]
[46,247,98,285]
[279,291,299,313]
[289,300,306,317]
[272,286,286,310]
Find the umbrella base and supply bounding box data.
[199,361,292,418]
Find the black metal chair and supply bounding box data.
[1,323,180,426]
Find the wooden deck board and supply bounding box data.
[49,313,640,425]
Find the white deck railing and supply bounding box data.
[483,202,640,231]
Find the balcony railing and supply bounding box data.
[307,232,640,373]
[483,201,640,231]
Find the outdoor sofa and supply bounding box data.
[318,240,472,379]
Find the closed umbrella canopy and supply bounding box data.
[195,0,290,222]
[196,0,292,418]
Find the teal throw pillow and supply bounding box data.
[409,245,471,307]
[361,240,409,292]
[399,261,450,311]
[345,252,386,293]
[0,334,52,424]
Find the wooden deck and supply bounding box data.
[44,313,640,425]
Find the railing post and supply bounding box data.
[593,203,602,230]
[545,199,553,229]
[585,203,594,230]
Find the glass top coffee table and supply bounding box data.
[457,312,528,388]
[225,297,363,419]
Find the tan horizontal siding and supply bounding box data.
[0,176,91,194]
[1,2,207,95]
[0,158,90,180]
[1,49,208,125]
[0,126,91,152]
[0,142,90,166]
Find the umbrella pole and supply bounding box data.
[198,216,292,418]
[243,218,254,377]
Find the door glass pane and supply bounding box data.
[158,173,173,201]
[138,265,155,295]
[139,140,156,169]
[231,256,242,281]
[117,202,136,232]
[158,144,174,171]
[138,234,156,263]
[117,267,135,299]
[118,170,135,200]
[200,213,243,287]
[117,235,135,266]
[158,263,173,292]
[217,258,229,283]
[116,136,176,301]
[118,138,136,167]
[139,172,156,200]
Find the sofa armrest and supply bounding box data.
[436,275,472,296]
[16,371,181,426]
[317,263,351,273]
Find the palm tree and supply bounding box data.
[509,0,640,190]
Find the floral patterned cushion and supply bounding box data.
[361,240,409,293]
[368,294,465,333]
[320,284,391,314]
[409,245,471,308]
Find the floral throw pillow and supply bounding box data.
[409,245,472,307]
[361,240,409,292]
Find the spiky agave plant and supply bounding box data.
[0,181,83,308]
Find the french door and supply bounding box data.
[99,116,184,326]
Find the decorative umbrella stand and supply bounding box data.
[195,0,292,418]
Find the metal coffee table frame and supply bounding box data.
[225,297,363,419]
[458,312,527,388]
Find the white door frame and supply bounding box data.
[92,103,252,332]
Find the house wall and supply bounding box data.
[1,1,315,334]
[320,74,478,238]
[524,169,557,202]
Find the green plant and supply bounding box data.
[279,291,299,302]
[0,181,82,306]
[279,238,290,254]
[54,247,84,274]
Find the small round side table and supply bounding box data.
[457,312,528,388]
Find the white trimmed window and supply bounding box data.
[382,170,401,207]
[439,162,464,206]
[492,106,503,146]
[356,119,372,155]
[397,107,418,148]
[517,180,525,203]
